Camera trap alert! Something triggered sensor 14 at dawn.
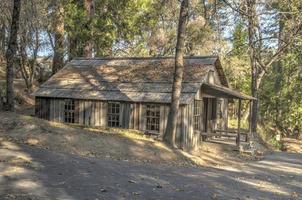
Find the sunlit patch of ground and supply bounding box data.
[282,137,302,153]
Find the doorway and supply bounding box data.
[203,98,217,133]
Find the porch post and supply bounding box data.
[237,99,242,147]
[248,99,252,142]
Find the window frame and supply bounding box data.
[194,100,202,131]
[107,102,121,127]
[64,99,75,123]
[145,104,160,132]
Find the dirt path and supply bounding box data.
[282,137,302,153]
[0,141,301,200]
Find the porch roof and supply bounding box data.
[201,83,256,100]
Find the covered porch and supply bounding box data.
[200,83,256,148]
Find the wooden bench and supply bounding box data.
[201,129,249,142]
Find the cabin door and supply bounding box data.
[203,98,217,133]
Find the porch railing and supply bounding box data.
[201,128,249,142]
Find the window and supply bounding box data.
[146,104,160,132]
[64,99,75,123]
[194,100,202,131]
[107,102,120,127]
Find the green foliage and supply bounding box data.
[63,0,158,56]
[232,22,248,57]
[259,41,302,136]
[223,56,251,94]
[257,122,282,150]
[223,0,302,139]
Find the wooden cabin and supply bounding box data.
[33,56,254,151]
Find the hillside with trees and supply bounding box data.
[0,0,301,199]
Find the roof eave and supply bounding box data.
[201,83,256,100]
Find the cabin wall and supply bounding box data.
[35,93,227,153]
[35,97,50,120]
[35,92,225,152]
[181,101,199,151]
[35,97,199,149]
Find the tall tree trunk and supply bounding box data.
[83,0,94,57]
[0,24,5,63]
[164,0,189,147]
[19,31,31,90]
[5,0,21,111]
[247,0,258,135]
[52,1,65,74]
[29,30,39,90]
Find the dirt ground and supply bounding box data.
[0,112,252,168]
[0,112,301,199]
[282,137,302,153]
[0,139,301,200]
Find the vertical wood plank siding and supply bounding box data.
[35,97,50,120]
[35,98,206,151]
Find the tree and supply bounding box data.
[164,0,189,147]
[0,0,11,64]
[0,24,5,63]
[232,22,248,57]
[5,0,21,111]
[51,0,65,74]
[19,28,39,91]
[223,0,302,136]
[258,0,302,136]
[16,0,47,91]
[83,0,94,57]
[246,0,258,135]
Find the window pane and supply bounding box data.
[108,102,120,127]
[64,99,75,124]
[194,100,201,131]
[145,104,160,132]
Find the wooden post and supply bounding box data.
[237,99,242,147]
[248,100,252,142]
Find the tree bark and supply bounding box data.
[247,0,258,134]
[19,31,31,90]
[0,24,5,63]
[164,0,189,147]
[5,0,21,111]
[83,0,94,58]
[52,1,65,74]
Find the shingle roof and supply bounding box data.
[33,56,223,104]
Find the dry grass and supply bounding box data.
[282,138,302,153]
[0,78,35,116]
[0,112,252,168]
[0,112,194,166]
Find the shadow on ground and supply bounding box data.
[0,139,301,200]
